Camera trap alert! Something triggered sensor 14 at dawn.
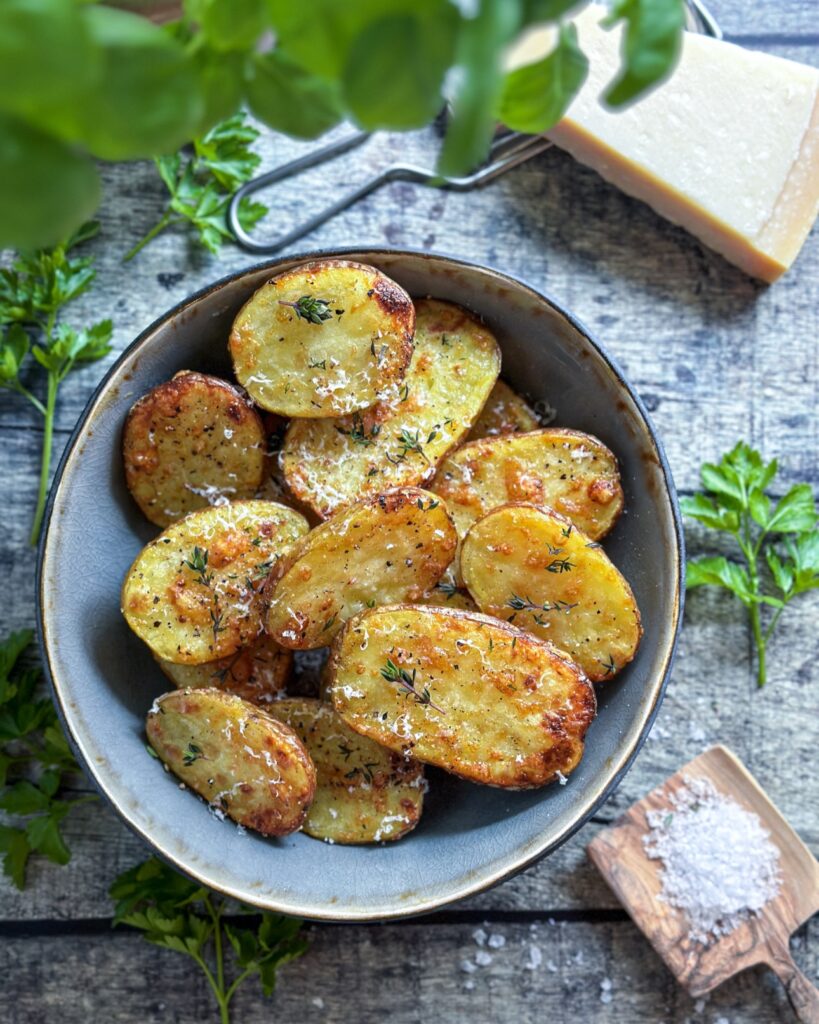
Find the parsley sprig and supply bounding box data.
[682,442,818,686]
[124,114,268,261]
[0,631,96,888]
[110,857,307,1024]
[0,221,112,542]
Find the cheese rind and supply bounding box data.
[511,8,819,281]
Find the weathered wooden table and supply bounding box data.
[2,2,817,1020]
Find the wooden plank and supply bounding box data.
[1,918,816,1023]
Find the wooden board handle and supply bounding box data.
[767,937,819,1024]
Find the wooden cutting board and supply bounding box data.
[587,745,819,1022]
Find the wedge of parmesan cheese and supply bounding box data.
[510,7,819,281]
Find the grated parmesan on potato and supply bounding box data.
[281,298,501,519]
[327,604,596,788]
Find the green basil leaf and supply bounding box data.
[603,0,684,108]
[439,0,523,177]
[522,0,587,22]
[246,50,342,139]
[190,0,268,52]
[498,22,588,133]
[191,47,245,134]
[266,0,385,79]
[0,0,99,120]
[0,116,100,250]
[53,6,203,160]
[342,10,456,130]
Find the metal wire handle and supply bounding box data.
[228,0,722,254]
[228,131,553,254]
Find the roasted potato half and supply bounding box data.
[461,504,642,682]
[432,428,623,541]
[146,688,316,837]
[155,633,292,705]
[269,698,425,844]
[121,500,309,664]
[122,371,266,527]
[467,379,539,440]
[282,298,501,519]
[327,605,596,788]
[266,488,458,649]
[229,260,414,418]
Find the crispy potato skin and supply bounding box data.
[122,371,266,528]
[266,488,458,650]
[268,698,425,844]
[467,380,539,440]
[461,503,642,682]
[328,605,596,788]
[121,500,309,664]
[146,688,316,837]
[432,428,624,541]
[229,260,414,418]
[281,298,501,519]
[155,633,292,705]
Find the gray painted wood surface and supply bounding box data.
[1,2,817,1020]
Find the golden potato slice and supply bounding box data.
[432,428,623,541]
[121,500,309,664]
[266,488,457,649]
[460,504,642,682]
[155,633,292,705]
[229,260,414,418]
[122,371,266,528]
[146,688,316,837]
[327,605,596,788]
[282,298,501,519]
[268,698,425,844]
[467,379,539,440]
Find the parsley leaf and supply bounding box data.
[124,112,267,260]
[0,221,112,542]
[0,631,95,888]
[111,857,307,1021]
[682,442,818,686]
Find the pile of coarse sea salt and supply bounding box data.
[643,775,781,944]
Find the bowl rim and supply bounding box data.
[36,246,685,921]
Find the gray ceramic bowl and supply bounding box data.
[38,249,683,921]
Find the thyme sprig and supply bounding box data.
[279,296,338,325]
[507,593,578,626]
[380,658,444,714]
[336,413,381,447]
[184,546,212,587]
[545,557,575,573]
